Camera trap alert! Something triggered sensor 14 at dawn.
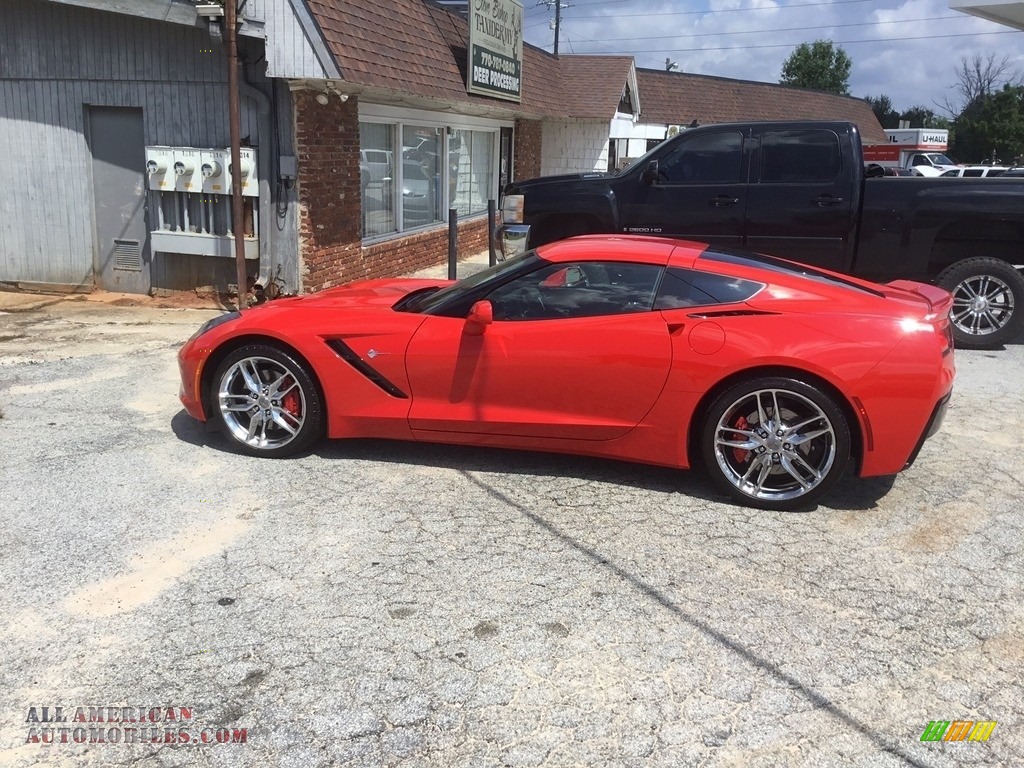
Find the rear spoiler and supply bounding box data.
[885,280,953,315]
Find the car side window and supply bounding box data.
[759,129,842,183]
[657,132,743,184]
[487,261,663,320]
[654,267,763,309]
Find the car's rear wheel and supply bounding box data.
[701,377,851,511]
[937,257,1024,349]
[211,344,324,457]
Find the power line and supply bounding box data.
[523,0,880,25]
[558,28,1019,55]
[561,15,965,43]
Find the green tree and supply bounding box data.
[865,95,900,128]
[952,84,1024,163]
[899,106,949,129]
[780,41,852,95]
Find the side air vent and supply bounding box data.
[687,310,777,319]
[325,338,408,399]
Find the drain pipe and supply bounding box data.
[238,63,274,297]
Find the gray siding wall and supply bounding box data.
[0,0,284,291]
[246,0,331,79]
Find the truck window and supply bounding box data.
[657,132,743,184]
[759,130,842,183]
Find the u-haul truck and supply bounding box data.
[863,129,959,177]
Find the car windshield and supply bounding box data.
[929,154,955,165]
[398,251,539,313]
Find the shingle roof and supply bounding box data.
[636,68,887,143]
[304,0,570,117]
[556,56,635,118]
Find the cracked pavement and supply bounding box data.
[0,299,1021,767]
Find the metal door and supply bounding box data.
[87,107,150,294]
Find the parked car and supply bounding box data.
[939,166,1010,178]
[498,120,1024,349]
[401,159,436,227]
[178,235,955,511]
[359,149,393,189]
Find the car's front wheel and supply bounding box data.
[211,344,324,457]
[700,377,851,510]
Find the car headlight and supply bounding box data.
[188,311,241,343]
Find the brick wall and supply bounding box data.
[294,91,362,293]
[295,92,492,293]
[514,118,542,181]
[362,216,490,279]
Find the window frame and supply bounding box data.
[358,104,511,244]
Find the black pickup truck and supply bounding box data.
[498,121,1024,349]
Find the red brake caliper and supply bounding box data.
[281,378,302,418]
[732,416,750,464]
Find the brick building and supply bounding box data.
[0,0,885,297]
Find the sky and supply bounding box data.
[519,0,1024,114]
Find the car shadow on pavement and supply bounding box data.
[170,410,897,512]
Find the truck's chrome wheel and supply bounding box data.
[948,274,1013,339]
[937,257,1024,349]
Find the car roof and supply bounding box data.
[536,235,708,266]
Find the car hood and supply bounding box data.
[508,172,611,193]
[273,278,451,310]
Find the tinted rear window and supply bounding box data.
[701,248,884,297]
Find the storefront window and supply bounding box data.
[360,122,396,238]
[361,119,497,240]
[402,126,441,230]
[450,130,494,218]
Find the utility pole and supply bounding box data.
[226,0,247,311]
[536,1,571,57]
[554,0,561,56]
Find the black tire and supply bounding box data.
[211,344,324,457]
[936,257,1024,349]
[700,377,851,511]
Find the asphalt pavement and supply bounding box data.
[0,290,1021,767]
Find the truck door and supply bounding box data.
[621,129,749,245]
[745,128,856,270]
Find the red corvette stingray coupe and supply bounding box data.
[178,236,954,510]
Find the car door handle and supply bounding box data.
[816,195,845,206]
[710,195,739,207]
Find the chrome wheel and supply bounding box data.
[949,274,1014,339]
[217,355,308,451]
[710,385,842,506]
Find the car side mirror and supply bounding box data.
[465,300,493,335]
[642,160,660,185]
